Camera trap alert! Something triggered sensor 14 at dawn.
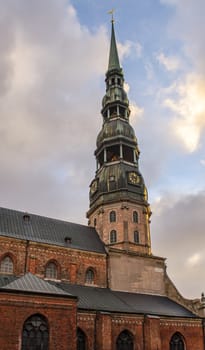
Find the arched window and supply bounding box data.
[134,231,139,244]
[170,332,185,350]
[21,314,49,350]
[0,255,14,274]
[110,230,117,243]
[133,211,138,223]
[85,268,94,284]
[45,261,58,280]
[110,210,116,222]
[116,330,133,350]
[77,328,87,350]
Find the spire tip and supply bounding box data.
[108,9,115,23]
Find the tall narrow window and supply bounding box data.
[85,268,94,284]
[21,314,49,350]
[134,231,139,244]
[170,333,185,350]
[133,211,138,223]
[77,328,87,350]
[116,330,133,350]
[0,255,13,274]
[110,230,117,243]
[45,262,58,280]
[110,210,116,222]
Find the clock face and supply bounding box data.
[90,180,98,194]
[128,172,140,185]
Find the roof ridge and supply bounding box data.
[1,272,73,296]
[0,206,89,228]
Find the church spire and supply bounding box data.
[87,20,151,257]
[108,20,121,72]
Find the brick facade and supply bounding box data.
[77,311,204,350]
[0,236,107,287]
[0,232,204,350]
[88,201,151,255]
[0,290,77,350]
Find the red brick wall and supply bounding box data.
[160,318,204,350]
[77,312,204,350]
[111,314,144,350]
[0,297,204,350]
[0,236,107,287]
[0,237,27,275]
[144,315,161,349]
[0,291,77,350]
[88,201,151,255]
[77,312,96,350]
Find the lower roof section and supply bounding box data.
[0,274,197,318]
[50,281,196,318]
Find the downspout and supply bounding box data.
[142,314,146,350]
[106,250,110,288]
[202,318,205,350]
[24,240,29,273]
[94,311,99,350]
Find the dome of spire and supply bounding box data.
[96,119,137,148]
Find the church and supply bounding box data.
[0,20,204,350]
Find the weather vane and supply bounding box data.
[108,9,115,23]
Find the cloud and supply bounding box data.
[156,52,181,71]
[0,0,108,222]
[162,74,205,152]
[124,82,144,124]
[118,40,142,61]
[160,0,205,72]
[151,190,205,297]
[158,0,205,153]
[186,253,203,267]
[130,102,144,124]
[160,0,178,5]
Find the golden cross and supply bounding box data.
[108,9,115,23]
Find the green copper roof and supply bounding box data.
[108,21,120,71]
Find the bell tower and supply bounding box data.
[87,20,152,256]
[87,20,166,295]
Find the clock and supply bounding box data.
[90,180,98,194]
[128,172,140,185]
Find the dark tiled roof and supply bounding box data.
[0,207,106,254]
[0,274,196,317]
[0,274,17,287]
[52,281,196,318]
[1,273,72,296]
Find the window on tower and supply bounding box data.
[110,230,117,243]
[134,231,140,244]
[109,106,117,117]
[110,211,116,222]
[107,145,120,162]
[98,151,104,167]
[123,145,134,163]
[133,211,138,223]
[119,106,126,118]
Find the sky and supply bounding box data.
[0,0,205,299]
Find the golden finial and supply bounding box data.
[108,9,115,23]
